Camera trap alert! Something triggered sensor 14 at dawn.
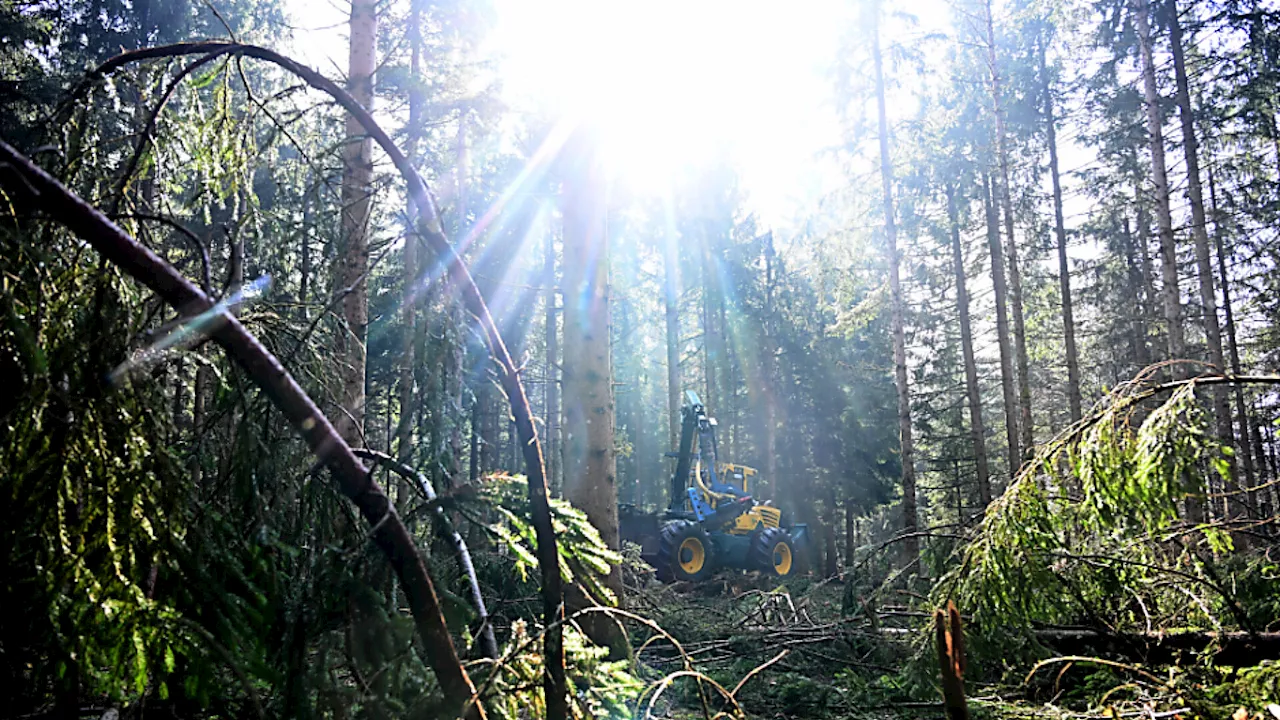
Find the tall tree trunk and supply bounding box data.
[1119,217,1152,370]
[1134,0,1198,520]
[1208,167,1259,514]
[481,385,499,474]
[871,10,918,566]
[1132,168,1161,359]
[1134,0,1185,371]
[469,399,480,482]
[545,230,561,496]
[983,174,1020,474]
[300,181,313,310]
[762,233,778,502]
[1039,38,1082,423]
[559,129,625,653]
[824,488,840,578]
[946,185,991,507]
[336,0,377,445]
[395,0,423,468]
[663,228,682,457]
[986,0,1034,455]
[845,500,855,563]
[702,228,720,414]
[448,113,469,487]
[719,288,735,459]
[1269,420,1280,520]
[1167,0,1237,515]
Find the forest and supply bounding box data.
[1,0,1279,717]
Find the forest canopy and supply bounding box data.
[1,0,1279,719]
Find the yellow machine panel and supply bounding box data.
[718,463,756,494]
[755,505,782,529]
[727,505,782,535]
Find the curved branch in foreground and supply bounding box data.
[354,448,499,660]
[0,140,485,720]
[87,40,569,718]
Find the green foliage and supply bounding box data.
[477,620,642,720]
[0,221,250,711]
[937,379,1253,673]
[477,474,623,606]
[1204,661,1280,711]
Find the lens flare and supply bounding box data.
[109,275,272,386]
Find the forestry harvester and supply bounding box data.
[619,391,809,582]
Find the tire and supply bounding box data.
[656,520,716,583]
[751,527,797,578]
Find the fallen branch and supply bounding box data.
[1023,655,1165,688]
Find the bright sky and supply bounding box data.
[484,0,848,228]
[285,0,858,230]
[282,0,1094,244]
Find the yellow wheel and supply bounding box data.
[751,527,796,578]
[678,536,707,575]
[771,540,793,575]
[657,520,716,582]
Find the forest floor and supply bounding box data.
[622,566,1279,720]
[626,569,954,719]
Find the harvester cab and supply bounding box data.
[623,391,809,583]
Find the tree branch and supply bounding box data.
[76,38,572,717]
[353,448,499,660]
[0,139,485,719]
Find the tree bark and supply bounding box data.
[983,175,1020,474]
[1167,0,1237,513]
[845,500,856,563]
[935,603,970,720]
[559,128,626,655]
[986,0,1034,455]
[335,0,376,445]
[946,185,991,507]
[469,399,480,482]
[300,179,314,311]
[719,284,735,460]
[824,492,840,579]
[1134,0,1200,522]
[447,112,469,488]
[872,8,919,566]
[1039,38,1082,423]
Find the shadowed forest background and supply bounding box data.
[2,0,1280,718]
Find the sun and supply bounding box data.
[488,0,845,203]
